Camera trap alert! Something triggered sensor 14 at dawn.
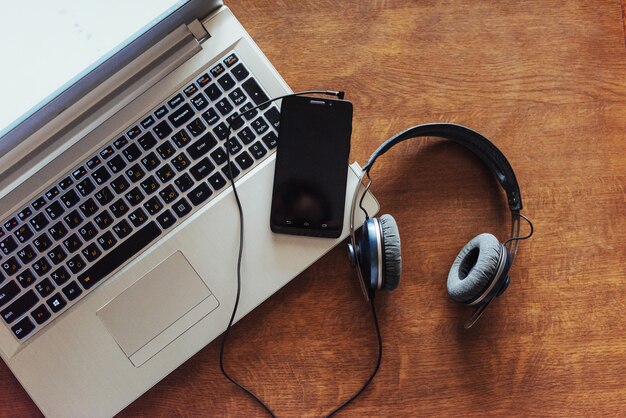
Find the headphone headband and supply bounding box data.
[362,123,523,211]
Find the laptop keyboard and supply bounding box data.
[0,52,280,342]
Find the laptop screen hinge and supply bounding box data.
[187,19,211,43]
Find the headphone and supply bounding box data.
[347,123,533,328]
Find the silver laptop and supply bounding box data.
[0,1,377,416]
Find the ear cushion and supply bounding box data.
[379,214,401,291]
[447,233,501,303]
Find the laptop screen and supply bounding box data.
[0,0,189,138]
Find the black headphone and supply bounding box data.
[347,123,533,328]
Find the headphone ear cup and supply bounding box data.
[447,233,501,303]
[379,214,402,291]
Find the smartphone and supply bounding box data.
[270,95,353,238]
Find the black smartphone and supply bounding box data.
[270,95,353,238]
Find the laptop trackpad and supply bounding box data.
[97,251,219,367]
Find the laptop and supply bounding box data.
[0,1,378,416]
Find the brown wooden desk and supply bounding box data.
[2,1,625,416]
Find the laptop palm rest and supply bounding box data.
[97,251,219,367]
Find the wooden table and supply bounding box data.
[2,1,625,416]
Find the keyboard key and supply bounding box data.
[140,152,160,172]
[72,166,88,180]
[156,164,176,182]
[157,141,176,159]
[109,199,130,218]
[78,221,161,290]
[197,73,211,87]
[123,143,142,162]
[168,93,184,109]
[210,63,226,78]
[191,93,209,111]
[240,102,258,120]
[47,245,67,265]
[222,162,241,180]
[62,281,83,301]
[144,196,164,216]
[227,113,245,131]
[14,224,34,243]
[45,187,60,200]
[76,178,96,197]
[217,73,235,91]
[11,316,35,339]
[265,107,280,130]
[46,293,67,313]
[171,153,191,172]
[92,166,112,185]
[48,222,68,240]
[4,217,18,231]
[64,210,83,229]
[60,190,80,208]
[79,198,99,218]
[140,175,160,195]
[126,164,146,183]
[138,132,157,151]
[202,108,219,125]
[242,77,269,106]
[17,207,33,221]
[129,208,148,227]
[172,129,192,148]
[113,135,129,150]
[223,53,239,67]
[63,234,82,253]
[32,196,47,211]
[262,131,278,149]
[17,269,36,288]
[94,186,115,206]
[251,116,270,135]
[141,115,155,129]
[159,185,179,204]
[16,245,36,264]
[168,103,195,128]
[174,173,194,193]
[51,266,71,286]
[204,83,222,101]
[208,172,227,191]
[45,201,65,220]
[213,122,229,140]
[210,147,228,165]
[94,211,114,230]
[31,304,51,325]
[35,278,55,298]
[0,281,20,307]
[190,158,215,181]
[29,216,48,235]
[112,219,133,239]
[78,222,98,242]
[183,83,198,97]
[231,63,249,81]
[187,118,206,137]
[127,125,141,139]
[111,176,130,194]
[125,187,145,206]
[107,155,127,174]
[154,105,169,119]
[67,254,86,274]
[188,183,213,206]
[228,87,247,105]
[1,290,38,323]
[216,98,234,116]
[32,258,52,277]
[235,151,254,170]
[188,133,218,160]
[2,257,20,276]
[156,210,176,229]
[33,234,52,252]
[99,146,116,160]
[227,138,242,154]
[1,236,18,255]
[58,176,74,190]
[172,198,192,218]
[250,141,268,160]
[153,120,173,139]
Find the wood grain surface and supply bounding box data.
[2,1,625,416]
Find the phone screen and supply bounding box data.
[270,95,352,238]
